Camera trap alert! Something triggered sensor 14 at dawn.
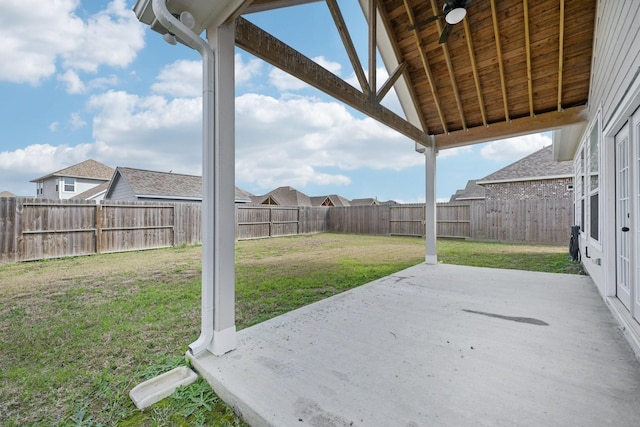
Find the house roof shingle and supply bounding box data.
[31,159,115,182]
[107,167,253,202]
[310,194,351,207]
[449,180,486,202]
[254,186,312,206]
[478,145,573,184]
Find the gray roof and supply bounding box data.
[254,186,312,206]
[31,159,114,182]
[72,181,109,200]
[350,198,380,206]
[478,145,572,184]
[106,167,252,201]
[0,191,17,197]
[449,180,486,202]
[310,194,351,207]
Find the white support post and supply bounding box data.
[151,0,236,360]
[203,21,237,356]
[425,146,438,264]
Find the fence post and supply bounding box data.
[95,202,102,254]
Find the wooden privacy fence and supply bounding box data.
[0,199,201,264]
[0,197,573,264]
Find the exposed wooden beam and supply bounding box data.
[463,17,487,127]
[235,17,430,145]
[523,0,534,117]
[434,105,587,149]
[490,0,509,121]
[403,0,448,133]
[557,0,565,111]
[430,0,466,130]
[375,0,431,134]
[326,0,370,94]
[368,0,377,103]
[376,61,407,102]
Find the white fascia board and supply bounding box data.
[552,122,587,161]
[357,0,424,132]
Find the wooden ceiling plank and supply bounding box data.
[557,0,565,111]
[523,0,534,116]
[490,0,510,121]
[326,0,370,94]
[434,105,587,149]
[462,17,487,127]
[235,16,430,144]
[403,0,448,133]
[430,0,467,130]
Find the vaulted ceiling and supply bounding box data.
[136,0,597,151]
[242,0,596,150]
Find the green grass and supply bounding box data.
[0,234,581,426]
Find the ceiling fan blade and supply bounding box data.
[407,14,441,31]
[439,23,452,44]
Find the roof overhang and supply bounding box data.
[552,121,588,161]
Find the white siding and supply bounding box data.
[106,175,136,201]
[589,1,640,126]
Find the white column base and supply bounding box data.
[209,326,237,356]
[425,254,438,265]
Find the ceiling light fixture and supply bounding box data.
[445,7,467,25]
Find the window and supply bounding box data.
[63,177,75,192]
[587,119,600,241]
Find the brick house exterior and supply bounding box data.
[449,145,573,202]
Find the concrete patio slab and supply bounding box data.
[190,263,640,427]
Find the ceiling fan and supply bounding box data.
[407,0,473,44]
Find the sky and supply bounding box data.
[0,0,552,202]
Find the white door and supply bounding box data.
[616,123,632,310]
[634,113,640,320]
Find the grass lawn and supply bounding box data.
[0,234,581,426]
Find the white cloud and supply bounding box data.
[69,112,87,130]
[0,0,144,86]
[480,133,552,162]
[235,93,419,190]
[152,60,202,97]
[235,54,263,84]
[438,145,474,159]
[86,90,202,172]
[58,70,85,94]
[61,0,145,73]
[49,122,59,133]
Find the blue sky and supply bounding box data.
[0,0,551,202]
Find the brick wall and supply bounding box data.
[484,177,573,200]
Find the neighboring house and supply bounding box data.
[477,145,573,200]
[30,159,114,200]
[0,191,17,198]
[251,186,312,206]
[104,166,253,203]
[448,180,485,203]
[551,1,640,355]
[310,194,351,207]
[350,198,380,206]
[449,145,573,203]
